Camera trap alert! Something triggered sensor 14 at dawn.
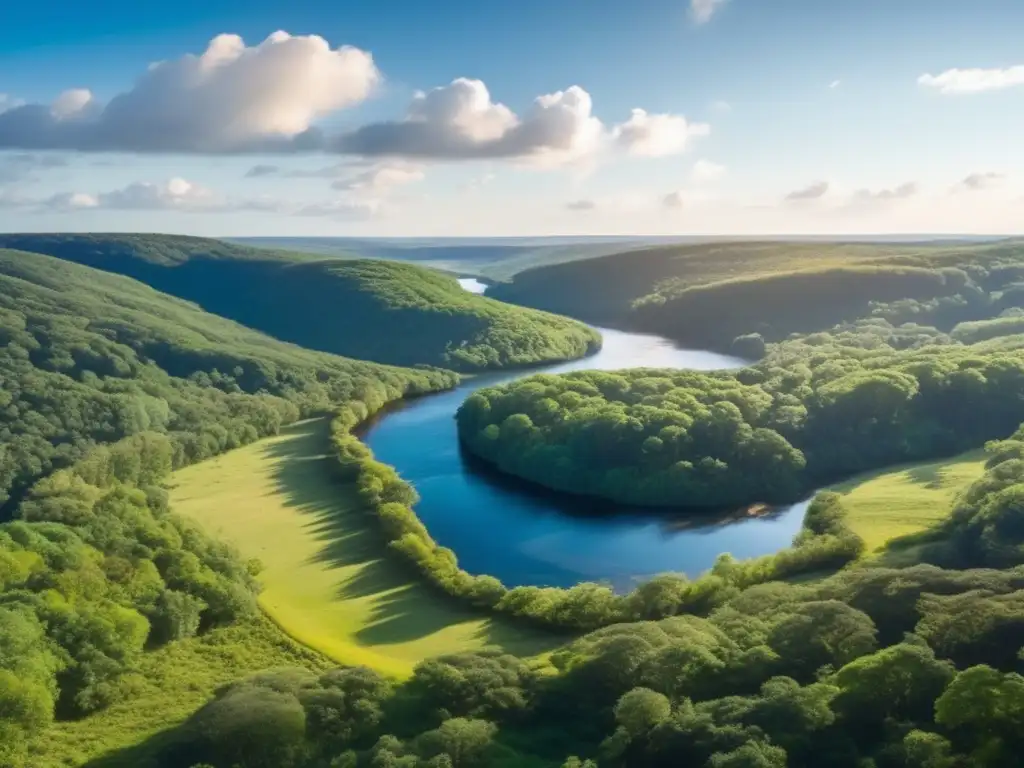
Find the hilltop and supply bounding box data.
[0,233,600,371]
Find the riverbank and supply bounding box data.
[167,418,563,678]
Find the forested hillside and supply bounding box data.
[0,234,600,372]
[0,249,460,766]
[490,239,1024,352]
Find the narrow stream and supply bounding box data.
[362,318,810,591]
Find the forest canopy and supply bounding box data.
[0,234,601,372]
[457,320,1024,508]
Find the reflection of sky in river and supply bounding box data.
[362,325,809,592]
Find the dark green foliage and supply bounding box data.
[457,324,1024,508]
[0,234,600,372]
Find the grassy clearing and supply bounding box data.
[167,418,563,679]
[832,450,987,552]
[34,619,330,768]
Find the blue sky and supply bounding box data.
[1,0,1023,236]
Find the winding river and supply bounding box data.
[363,280,810,591]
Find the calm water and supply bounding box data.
[362,326,811,591]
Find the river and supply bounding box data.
[361,323,811,592]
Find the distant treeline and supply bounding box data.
[0,233,601,372]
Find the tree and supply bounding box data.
[614,687,672,738]
[416,718,497,768]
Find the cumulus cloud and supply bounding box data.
[45,191,99,210]
[785,181,830,201]
[691,159,726,183]
[918,65,1024,94]
[335,79,604,165]
[0,31,379,152]
[851,182,918,204]
[691,0,728,24]
[566,199,597,211]
[612,109,710,158]
[956,171,1006,191]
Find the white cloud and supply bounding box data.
[331,161,424,192]
[918,65,1024,94]
[335,79,604,165]
[94,177,225,210]
[829,80,841,89]
[45,191,99,210]
[710,100,732,113]
[691,0,728,24]
[691,159,726,183]
[956,171,1006,191]
[784,180,830,201]
[851,182,918,204]
[613,109,710,157]
[0,31,379,152]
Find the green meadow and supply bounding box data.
[833,449,987,552]
[167,418,562,679]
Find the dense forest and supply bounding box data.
[0,234,600,372]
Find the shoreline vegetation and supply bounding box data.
[328,402,869,632]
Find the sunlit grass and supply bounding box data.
[167,418,562,679]
[832,449,987,553]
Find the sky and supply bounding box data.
[1,0,1023,237]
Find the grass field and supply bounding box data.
[168,418,563,679]
[832,449,987,552]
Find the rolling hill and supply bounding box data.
[0,233,600,372]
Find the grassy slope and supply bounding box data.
[0,233,599,372]
[167,418,563,678]
[832,450,987,552]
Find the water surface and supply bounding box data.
[362,326,810,591]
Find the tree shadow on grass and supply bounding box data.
[904,462,945,490]
[257,418,566,656]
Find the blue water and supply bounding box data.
[362,327,810,591]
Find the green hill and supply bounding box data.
[0,233,600,371]
[0,247,455,509]
[489,239,1024,350]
